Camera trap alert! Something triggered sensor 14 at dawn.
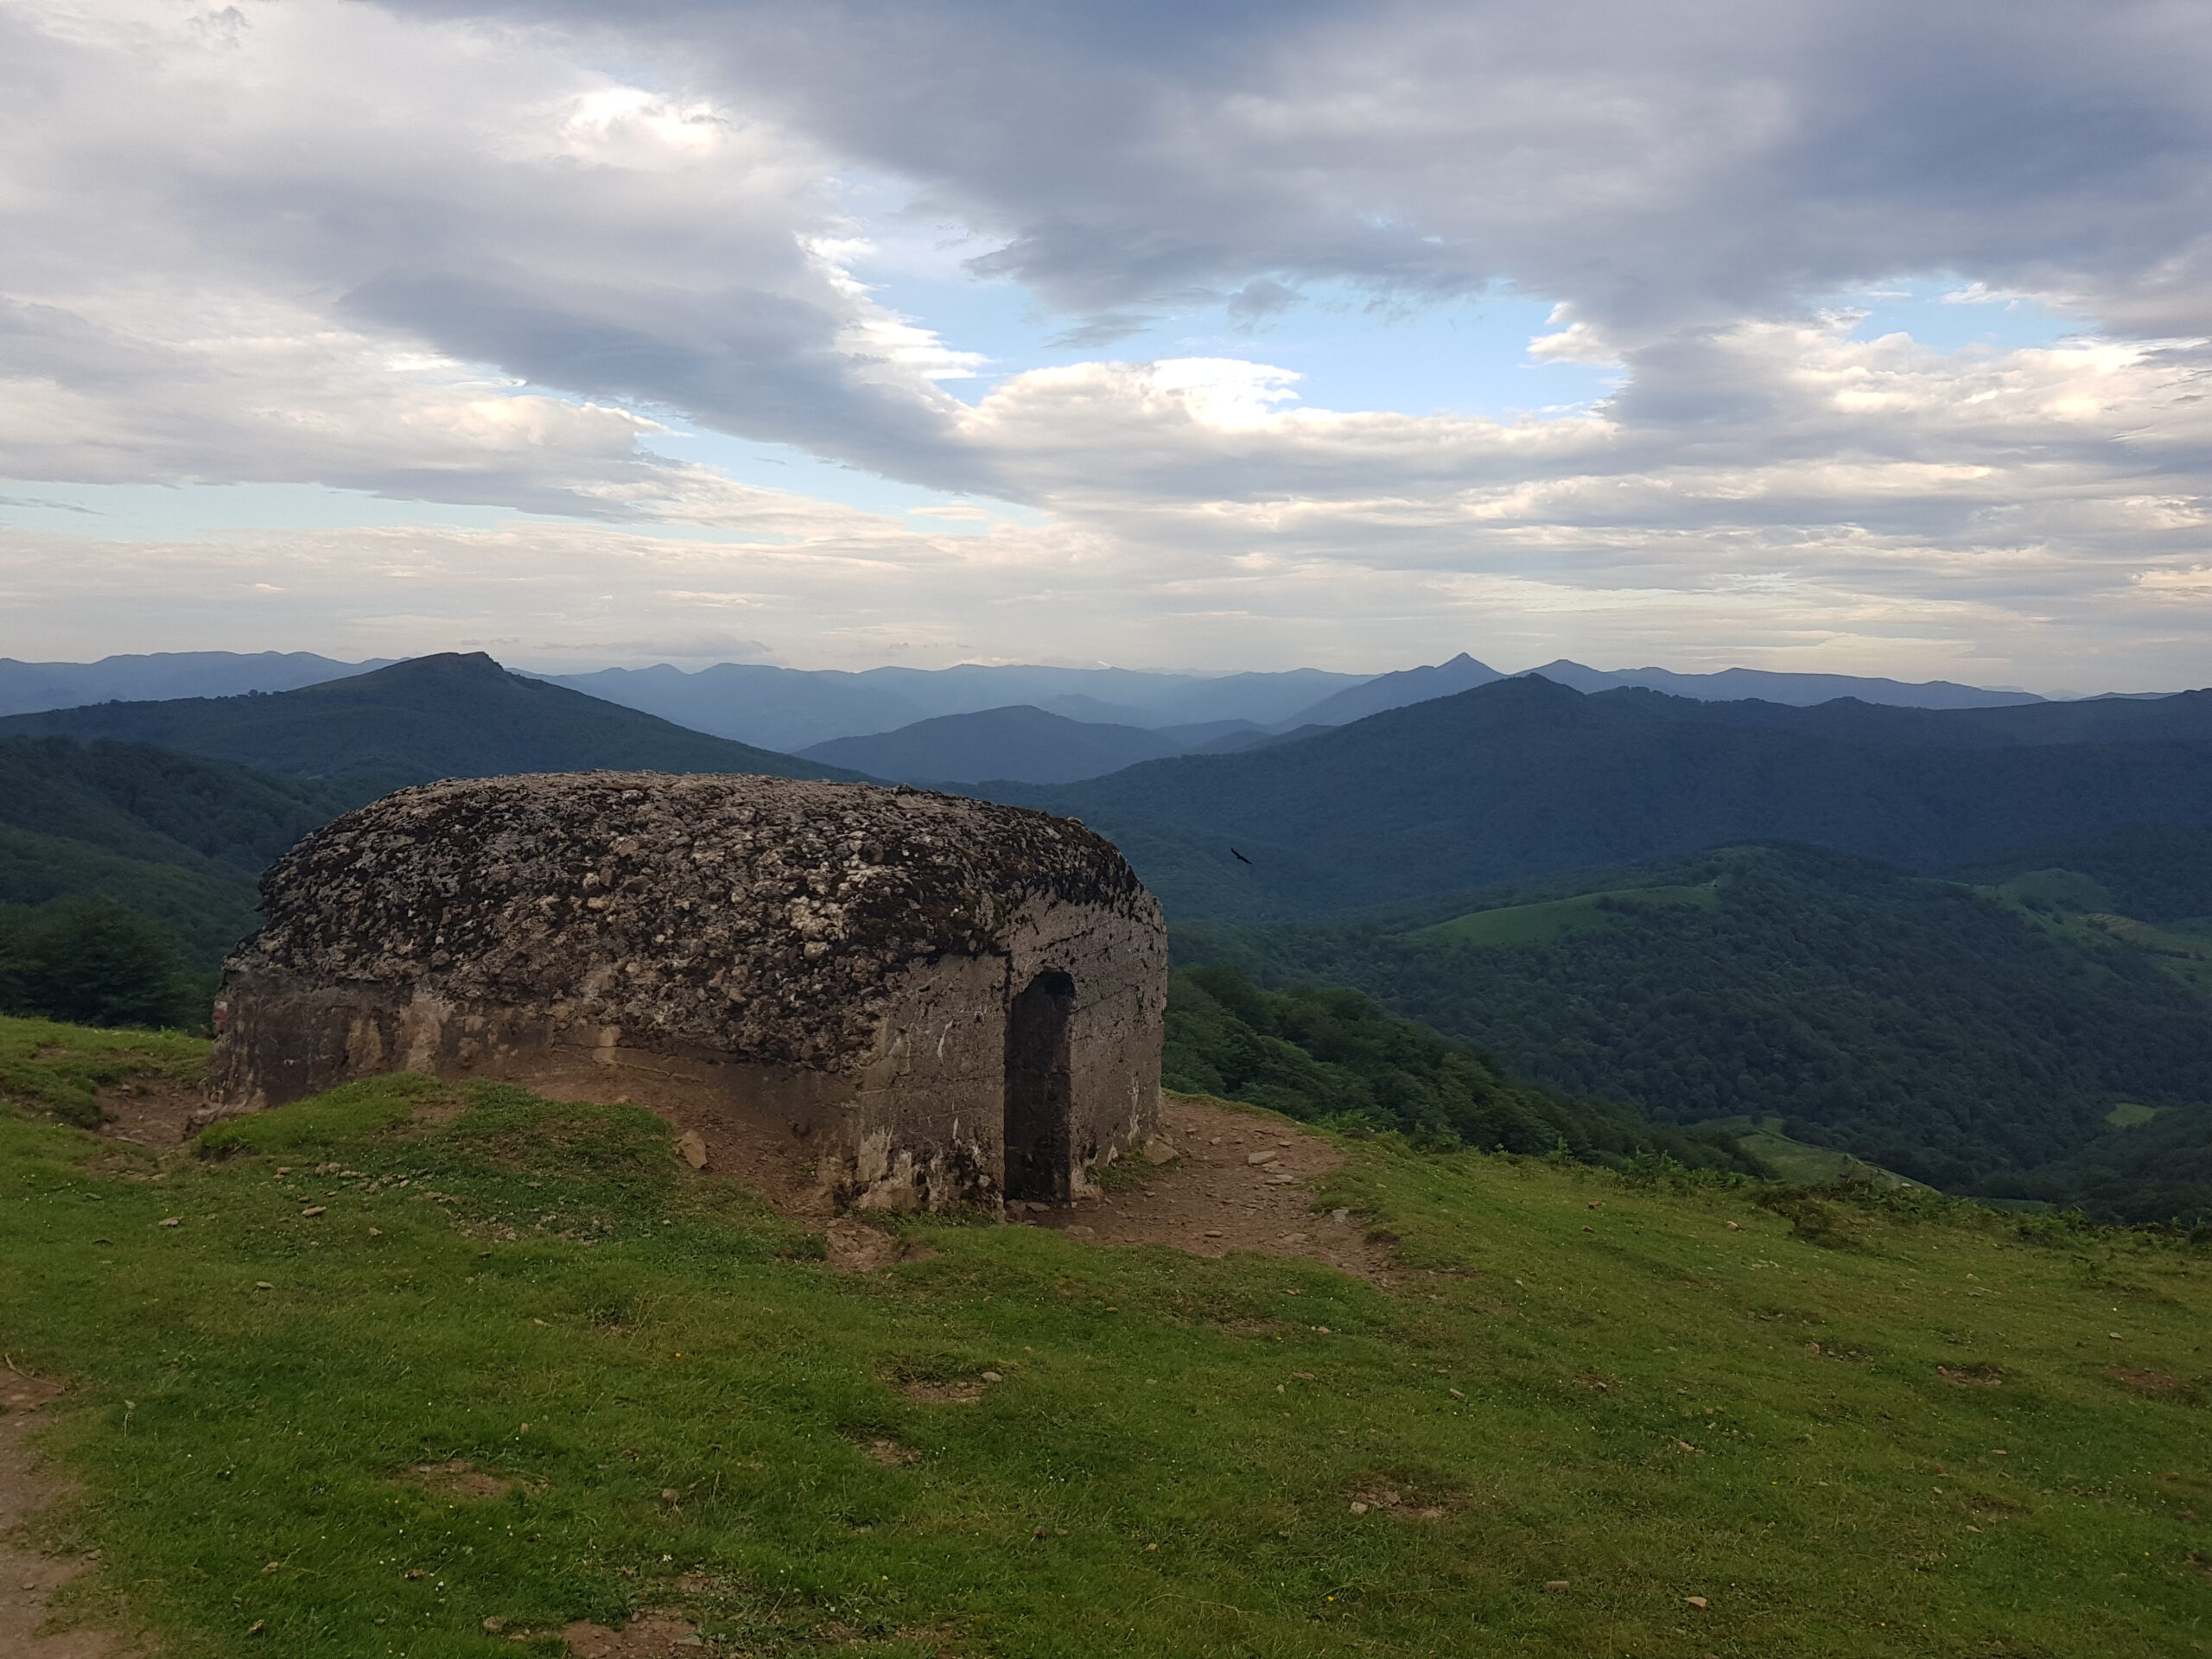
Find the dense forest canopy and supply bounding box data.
[1163,963,1756,1173]
[1173,842,2212,1217]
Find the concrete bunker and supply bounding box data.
[211,772,1166,1210]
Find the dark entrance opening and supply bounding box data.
[1004,969,1075,1203]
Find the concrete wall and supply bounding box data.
[212,890,1164,1212]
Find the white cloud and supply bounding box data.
[381,0,2212,339]
[0,0,988,509]
[0,0,2206,688]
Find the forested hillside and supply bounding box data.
[1164,964,1755,1171]
[1007,677,2212,921]
[0,734,340,961]
[1174,843,2212,1216]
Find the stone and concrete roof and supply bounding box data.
[226,771,1154,1072]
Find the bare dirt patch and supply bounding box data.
[399,1459,537,1501]
[861,1438,920,1466]
[2108,1367,2199,1401]
[1937,1363,2005,1388]
[559,1611,703,1656]
[824,1219,912,1273]
[89,1077,213,1148]
[893,1378,984,1406]
[0,1369,130,1658]
[1021,1096,1396,1281]
[1344,1478,1467,1522]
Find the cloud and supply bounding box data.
[0,0,2207,690]
[10,309,2212,691]
[0,0,987,510]
[378,0,2212,340]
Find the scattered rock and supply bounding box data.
[299,1206,326,1218]
[1246,1149,1279,1166]
[1543,1580,1569,1592]
[674,1131,709,1171]
[1685,1595,1710,1610]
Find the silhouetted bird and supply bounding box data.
[1230,847,1252,864]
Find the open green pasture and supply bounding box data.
[2,1014,2210,1657]
[1694,1116,1917,1189]
[1406,883,1718,949]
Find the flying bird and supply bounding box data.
[1230,847,1252,864]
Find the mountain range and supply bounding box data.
[0,651,398,715]
[0,652,855,804]
[7,645,2211,1216]
[534,662,1361,750]
[3,650,2120,771]
[795,704,1300,784]
[999,674,2212,922]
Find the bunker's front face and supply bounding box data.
[213,772,1167,1210]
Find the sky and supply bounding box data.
[1,0,2209,690]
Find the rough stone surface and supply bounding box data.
[213,772,1166,1209]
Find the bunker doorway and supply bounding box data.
[1004,969,1075,1203]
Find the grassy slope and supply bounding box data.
[2,1016,2209,1658]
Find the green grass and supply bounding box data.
[1406,883,1718,948]
[1700,1116,1918,1187]
[0,1012,207,1128]
[3,1014,2211,1657]
[2107,1103,2165,1131]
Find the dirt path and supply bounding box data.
[1020,1096,1397,1281]
[0,1370,125,1658]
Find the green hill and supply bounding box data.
[0,735,342,963]
[0,652,860,804]
[3,1016,2209,1657]
[1173,844,2212,1213]
[1002,677,2212,922]
[1957,823,2212,925]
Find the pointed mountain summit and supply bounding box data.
[0,652,857,802]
